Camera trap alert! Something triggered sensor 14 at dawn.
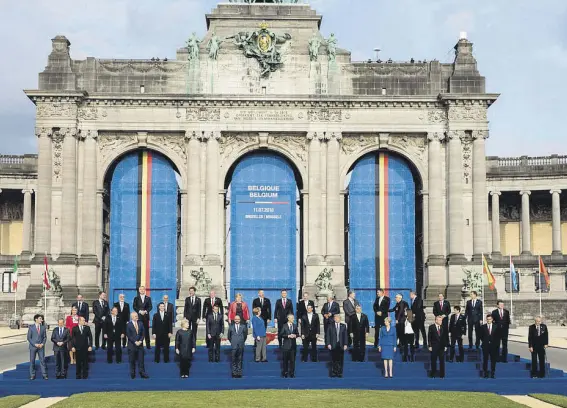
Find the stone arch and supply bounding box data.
[221,143,306,190]
[340,144,426,192]
[98,141,187,191]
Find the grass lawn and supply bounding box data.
[0,395,40,408]
[53,390,525,408]
[530,394,567,407]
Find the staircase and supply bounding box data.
[1,345,565,397]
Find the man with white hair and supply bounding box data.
[113,293,130,348]
[528,316,549,378]
[126,312,149,379]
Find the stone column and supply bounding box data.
[447,131,465,262]
[204,130,221,262]
[185,130,201,263]
[550,189,562,255]
[472,130,489,257]
[306,131,323,262]
[81,130,98,258]
[520,190,531,255]
[490,191,501,256]
[427,132,445,263]
[34,128,52,253]
[325,131,341,259]
[60,127,78,257]
[21,188,33,255]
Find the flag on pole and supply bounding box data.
[510,255,519,292]
[538,255,550,288]
[12,256,18,292]
[482,254,496,291]
[43,254,51,291]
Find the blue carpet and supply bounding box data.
[1,346,565,397]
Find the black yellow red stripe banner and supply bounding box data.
[375,153,389,293]
[137,151,152,293]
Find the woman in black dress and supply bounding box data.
[175,319,195,378]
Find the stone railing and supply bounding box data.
[487,154,567,177]
[0,154,38,174]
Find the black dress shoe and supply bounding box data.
[290,374,295,378]
[29,376,35,380]
[43,376,48,380]
[490,372,495,379]
[282,374,288,378]
[131,374,136,379]
[338,374,343,378]
[76,376,82,380]
[483,372,489,379]
[140,373,149,379]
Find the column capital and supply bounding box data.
[472,130,489,140]
[550,189,562,195]
[490,191,501,196]
[184,130,198,142]
[84,129,98,140]
[35,127,52,138]
[57,127,79,139]
[427,132,445,142]
[326,131,342,141]
[22,188,34,195]
[446,130,464,140]
[201,130,221,141]
[519,190,531,196]
[307,131,325,141]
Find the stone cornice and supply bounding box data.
[24,90,88,105]
[438,93,499,108]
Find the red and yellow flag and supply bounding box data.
[539,255,550,287]
[482,254,496,291]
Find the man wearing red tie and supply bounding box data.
[274,290,294,348]
[491,300,511,362]
[433,293,451,344]
[481,314,499,378]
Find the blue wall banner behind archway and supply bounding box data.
[348,152,416,326]
[109,151,178,308]
[230,153,298,324]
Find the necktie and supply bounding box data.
[134,321,138,334]
[78,302,82,310]
[440,301,443,309]
[36,325,40,334]
[260,298,263,306]
[473,300,476,308]
[537,326,540,336]
[161,313,164,320]
[214,313,217,321]
[500,310,503,319]
[113,317,116,325]
[60,327,62,336]
[489,325,492,335]
[283,299,286,307]
[80,326,83,335]
[336,324,339,341]
[120,302,123,311]
[437,326,440,335]
[236,324,239,333]
[192,297,194,305]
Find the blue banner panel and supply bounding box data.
[109,151,178,311]
[348,155,377,324]
[230,153,297,325]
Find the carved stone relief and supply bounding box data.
[150,134,187,162]
[448,105,487,121]
[499,202,520,222]
[37,102,77,118]
[98,133,138,165]
[78,107,99,120]
[51,132,65,183]
[0,201,23,221]
[340,134,376,155]
[307,108,342,122]
[460,134,473,182]
[219,134,256,159]
[186,107,221,121]
[272,135,307,163]
[389,134,427,164]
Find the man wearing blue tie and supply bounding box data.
[51,318,71,379]
[126,312,150,379]
[27,314,48,380]
[228,315,247,378]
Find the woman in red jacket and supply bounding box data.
[228,293,250,325]
[65,306,80,364]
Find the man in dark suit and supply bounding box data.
[321,295,340,344]
[228,315,247,378]
[433,293,451,343]
[202,290,223,320]
[350,305,370,362]
[465,290,483,349]
[300,304,319,362]
[280,314,299,378]
[481,314,499,378]
[252,290,272,328]
[104,307,124,364]
[491,300,511,362]
[152,303,173,363]
[71,316,93,379]
[528,316,549,378]
[126,312,149,379]
[51,318,70,379]
[449,306,467,362]
[296,291,315,323]
[184,286,201,344]
[274,290,294,348]
[326,314,348,378]
[27,314,48,380]
[206,304,224,362]
[93,291,110,350]
[114,293,130,348]
[133,286,153,349]
[343,291,360,347]
[428,315,447,378]
[72,294,89,322]
[373,289,390,348]
[409,291,427,348]
[160,294,175,328]
[390,294,410,360]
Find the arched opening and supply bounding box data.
[224,151,304,326]
[103,149,182,305]
[344,151,423,326]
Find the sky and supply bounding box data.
[0,0,565,156]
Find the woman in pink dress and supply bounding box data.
[228,293,250,325]
[65,306,79,364]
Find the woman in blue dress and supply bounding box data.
[378,317,397,378]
